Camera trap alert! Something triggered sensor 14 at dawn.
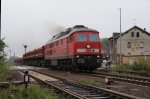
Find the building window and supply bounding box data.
[136,32,139,37]
[131,32,134,37]
[127,42,131,48]
[140,42,144,48]
[128,53,131,56]
[140,47,144,55]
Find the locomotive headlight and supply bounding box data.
[87,44,91,48]
[76,55,80,58]
[97,55,100,58]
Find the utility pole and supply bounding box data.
[8,50,11,63]
[0,8,1,40]
[119,8,122,65]
[13,52,15,57]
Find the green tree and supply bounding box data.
[0,38,6,61]
[101,38,110,56]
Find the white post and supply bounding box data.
[119,8,122,65]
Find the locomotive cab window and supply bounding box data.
[90,34,99,41]
[76,34,86,41]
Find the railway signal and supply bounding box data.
[24,71,29,89]
[23,44,27,54]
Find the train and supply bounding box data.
[17,25,103,72]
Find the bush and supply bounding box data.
[131,58,150,71]
[14,85,66,99]
[0,88,10,99]
[0,84,66,99]
[0,39,10,81]
[112,64,130,72]
[0,38,6,61]
[111,59,150,73]
[0,62,10,81]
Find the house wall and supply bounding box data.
[122,55,150,64]
[117,28,150,56]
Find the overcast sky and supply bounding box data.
[1,0,150,57]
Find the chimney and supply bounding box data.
[144,28,146,31]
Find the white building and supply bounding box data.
[109,26,150,64]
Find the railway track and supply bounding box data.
[27,69,139,99]
[85,72,150,87]
[116,70,150,77]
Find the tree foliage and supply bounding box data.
[0,38,6,61]
[101,38,110,56]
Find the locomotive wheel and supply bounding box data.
[79,66,82,72]
[70,66,74,72]
[90,69,92,73]
[89,66,92,73]
[70,65,77,72]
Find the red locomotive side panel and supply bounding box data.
[45,37,68,59]
[23,46,45,59]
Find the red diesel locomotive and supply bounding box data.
[22,25,102,72]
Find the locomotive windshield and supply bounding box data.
[76,34,86,41]
[90,34,99,41]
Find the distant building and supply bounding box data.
[109,26,150,64]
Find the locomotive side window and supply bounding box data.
[90,34,99,41]
[56,41,59,46]
[76,34,86,41]
[70,35,74,43]
[49,43,52,48]
[52,43,54,47]
[61,39,63,45]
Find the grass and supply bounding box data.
[111,64,131,72]
[0,88,10,99]
[0,84,66,99]
[15,85,66,99]
[103,58,150,76]
[0,62,10,81]
[80,79,102,87]
[131,58,150,71]
[0,61,66,99]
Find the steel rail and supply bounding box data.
[30,69,140,99]
[94,72,150,82]
[20,70,85,99]
[90,72,150,87]
[30,75,86,99]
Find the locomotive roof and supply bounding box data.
[46,25,99,44]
